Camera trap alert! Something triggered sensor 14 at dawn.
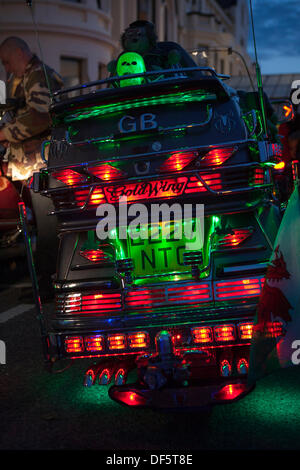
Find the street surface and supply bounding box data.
[1,261,300,453]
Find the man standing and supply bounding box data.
[0,36,63,179]
[0,37,63,300]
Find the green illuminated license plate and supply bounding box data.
[127,220,201,276]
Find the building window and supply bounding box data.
[60,57,83,88]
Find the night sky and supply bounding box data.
[249,0,300,74]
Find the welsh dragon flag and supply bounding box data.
[248,186,300,385]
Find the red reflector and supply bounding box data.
[107,334,126,350]
[52,169,87,186]
[239,323,254,340]
[214,278,263,300]
[217,228,252,248]
[214,383,249,401]
[200,147,235,167]
[214,325,236,342]
[127,332,149,349]
[80,249,111,262]
[87,164,125,181]
[159,152,196,172]
[191,326,213,344]
[84,335,104,352]
[253,168,264,185]
[65,336,84,353]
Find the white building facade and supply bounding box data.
[0,0,253,86]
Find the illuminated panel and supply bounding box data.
[127,332,149,349]
[191,326,213,344]
[159,152,196,172]
[167,283,212,303]
[265,321,284,338]
[238,323,254,340]
[107,334,126,350]
[65,336,84,353]
[214,325,236,342]
[74,188,106,207]
[126,289,165,308]
[84,335,104,352]
[80,249,111,262]
[200,147,235,167]
[184,173,222,194]
[214,278,263,300]
[57,292,122,314]
[252,168,264,185]
[52,169,87,186]
[104,177,188,204]
[217,228,252,248]
[87,164,125,181]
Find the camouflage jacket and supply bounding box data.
[2,55,63,180]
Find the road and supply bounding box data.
[1,263,300,455]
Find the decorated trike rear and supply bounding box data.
[23,44,294,410]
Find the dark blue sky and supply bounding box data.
[248,0,300,74]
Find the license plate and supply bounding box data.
[127,220,198,276]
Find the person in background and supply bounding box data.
[0,37,63,301]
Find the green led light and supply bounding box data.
[64,90,216,123]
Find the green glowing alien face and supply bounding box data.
[116,52,146,87]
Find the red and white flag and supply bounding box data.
[248,186,300,384]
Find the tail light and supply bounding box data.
[80,249,111,262]
[191,326,213,344]
[200,147,235,167]
[252,168,264,185]
[87,164,125,181]
[214,325,236,342]
[216,228,253,248]
[64,336,84,353]
[126,289,165,308]
[214,278,263,300]
[220,359,232,376]
[107,334,126,350]
[52,168,87,186]
[84,335,104,352]
[238,323,254,340]
[56,292,122,315]
[159,152,196,172]
[127,332,149,349]
[168,284,211,303]
[184,174,222,194]
[265,321,283,338]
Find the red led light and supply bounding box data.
[52,168,87,186]
[191,326,213,344]
[217,228,252,248]
[214,383,248,401]
[214,325,236,342]
[265,321,284,338]
[65,336,84,353]
[200,147,234,167]
[84,335,104,352]
[214,278,263,300]
[127,332,149,349]
[57,292,122,315]
[110,390,147,407]
[88,164,125,181]
[253,168,264,185]
[239,323,254,340]
[184,173,222,194]
[107,334,126,350]
[159,152,196,172]
[80,249,111,263]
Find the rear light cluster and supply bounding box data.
[63,321,283,355]
[215,228,253,248]
[51,168,87,186]
[214,278,264,300]
[191,321,283,345]
[252,168,264,185]
[56,292,122,315]
[125,282,213,309]
[64,331,149,354]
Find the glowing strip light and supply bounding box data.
[84,335,104,352]
[52,168,87,186]
[214,325,236,342]
[200,147,234,166]
[65,336,84,353]
[64,91,213,122]
[214,278,263,300]
[87,164,125,181]
[191,326,213,344]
